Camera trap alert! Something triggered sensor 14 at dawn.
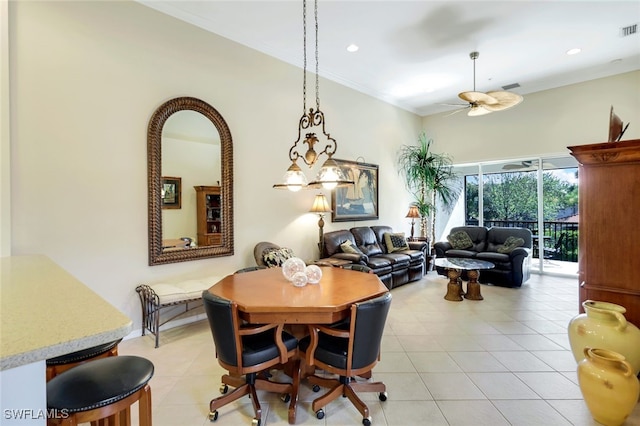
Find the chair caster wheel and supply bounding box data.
[251,418,261,426]
[312,384,321,392]
[378,391,387,401]
[281,393,291,403]
[219,384,228,394]
[316,409,325,419]
[363,416,372,426]
[208,411,218,422]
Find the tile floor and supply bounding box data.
[119,272,640,425]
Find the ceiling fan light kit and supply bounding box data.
[457,51,523,116]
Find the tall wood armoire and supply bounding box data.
[568,139,640,328]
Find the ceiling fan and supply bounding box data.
[453,51,523,117]
[501,160,557,170]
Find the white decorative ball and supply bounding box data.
[305,264,323,284]
[282,257,307,281]
[291,271,308,287]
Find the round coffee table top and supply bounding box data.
[435,257,495,271]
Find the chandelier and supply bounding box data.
[273,0,352,192]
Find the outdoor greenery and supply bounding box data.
[397,133,460,243]
[465,170,578,221]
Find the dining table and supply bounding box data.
[207,265,389,424]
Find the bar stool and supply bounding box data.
[47,355,154,426]
[46,339,121,381]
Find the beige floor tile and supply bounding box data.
[448,351,509,372]
[374,351,417,373]
[467,372,540,399]
[514,372,583,399]
[506,334,566,351]
[492,399,572,425]
[474,334,525,351]
[436,400,510,425]
[397,334,445,352]
[382,400,448,426]
[407,351,462,373]
[546,399,601,425]
[434,335,485,351]
[531,350,579,372]
[373,372,433,401]
[490,351,555,372]
[420,372,486,400]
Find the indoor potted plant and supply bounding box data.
[397,132,460,245]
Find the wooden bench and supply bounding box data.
[135,276,221,347]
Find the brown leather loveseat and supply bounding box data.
[322,226,428,289]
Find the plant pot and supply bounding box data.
[577,347,639,426]
[568,300,640,375]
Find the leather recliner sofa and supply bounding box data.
[322,226,428,289]
[433,226,533,287]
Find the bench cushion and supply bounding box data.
[151,277,221,305]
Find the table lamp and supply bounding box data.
[310,194,332,257]
[405,205,421,240]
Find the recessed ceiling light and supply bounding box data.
[346,44,359,53]
[566,48,582,55]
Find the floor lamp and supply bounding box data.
[310,194,332,258]
[405,205,421,240]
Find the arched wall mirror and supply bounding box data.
[148,97,234,265]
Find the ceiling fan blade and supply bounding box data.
[468,105,492,116]
[482,91,523,111]
[444,107,468,117]
[459,91,498,104]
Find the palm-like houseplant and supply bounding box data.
[397,133,460,245]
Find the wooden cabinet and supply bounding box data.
[569,139,640,328]
[194,186,222,247]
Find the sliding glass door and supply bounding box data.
[454,156,578,276]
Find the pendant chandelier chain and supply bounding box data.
[302,0,307,114]
[314,0,320,111]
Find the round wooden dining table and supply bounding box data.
[207,266,389,424]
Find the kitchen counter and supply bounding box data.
[0,255,132,370]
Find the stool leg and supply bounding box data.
[138,384,152,426]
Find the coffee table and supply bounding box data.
[434,257,495,301]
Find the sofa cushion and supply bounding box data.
[447,231,473,250]
[384,232,410,253]
[351,227,383,256]
[340,240,364,255]
[497,236,525,253]
[262,247,294,267]
[445,249,478,258]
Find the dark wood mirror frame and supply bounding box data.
[148,97,234,265]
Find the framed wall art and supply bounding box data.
[331,159,379,222]
[161,176,181,209]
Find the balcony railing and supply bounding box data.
[465,220,578,262]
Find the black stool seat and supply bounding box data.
[46,339,122,365]
[47,355,154,413]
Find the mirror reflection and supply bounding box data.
[161,111,220,248]
[148,97,234,265]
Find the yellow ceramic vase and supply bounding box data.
[568,300,640,375]
[577,347,639,426]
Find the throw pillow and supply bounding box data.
[262,247,295,267]
[447,231,473,250]
[497,236,525,254]
[340,240,363,255]
[384,232,410,253]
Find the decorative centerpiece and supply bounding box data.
[282,257,323,287]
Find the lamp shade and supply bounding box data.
[406,206,420,218]
[310,194,332,213]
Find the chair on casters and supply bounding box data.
[299,292,392,426]
[46,339,121,381]
[46,355,154,426]
[202,291,299,426]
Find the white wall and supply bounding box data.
[8,1,421,329]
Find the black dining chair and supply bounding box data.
[299,292,392,426]
[202,291,298,426]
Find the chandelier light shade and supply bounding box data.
[273,0,353,191]
[310,193,332,257]
[405,205,421,239]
